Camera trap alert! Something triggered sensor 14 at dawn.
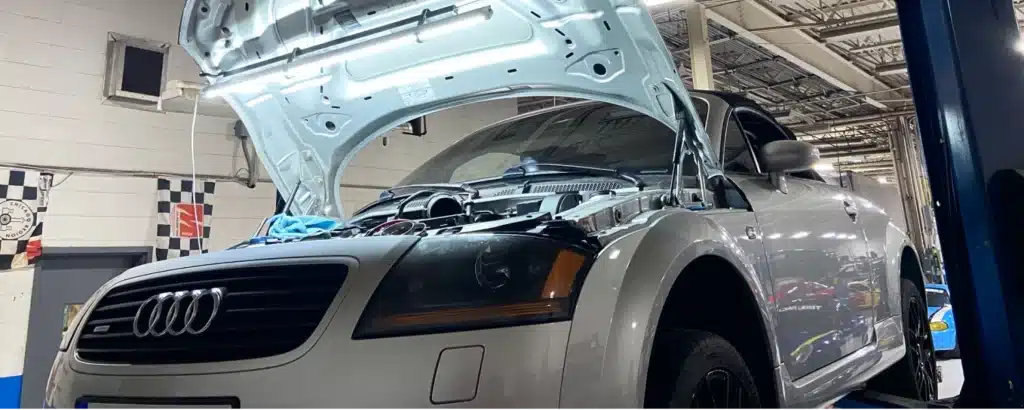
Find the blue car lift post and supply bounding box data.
[840,0,1024,407]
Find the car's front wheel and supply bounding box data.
[869,278,939,401]
[647,330,761,408]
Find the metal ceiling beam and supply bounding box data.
[686,3,715,90]
[782,0,888,19]
[789,110,915,133]
[834,159,896,168]
[820,147,892,158]
[702,1,902,110]
[744,10,895,34]
[836,165,894,173]
[875,61,908,76]
[849,39,903,53]
[812,141,879,151]
[818,16,901,41]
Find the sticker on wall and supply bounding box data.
[0,168,49,271]
[155,177,215,261]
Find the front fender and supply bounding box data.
[884,221,922,314]
[559,210,778,407]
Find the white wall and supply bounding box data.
[0,267,32,405]
[0,0,272,250]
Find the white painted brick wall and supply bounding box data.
[0,0,517,248]
[0,267,32,379]
[0,0,270,251]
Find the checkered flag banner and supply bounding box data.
[155,177,214,261]
[0,168,50,270]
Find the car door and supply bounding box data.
[721,107,873,379]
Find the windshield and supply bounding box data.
[399,102,681,186]
[926,289,950,307]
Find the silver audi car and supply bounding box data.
[45,0,938,407]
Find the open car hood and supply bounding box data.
[180,0,714,218]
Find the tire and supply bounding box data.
[646,330,761,408]
[868,278,939,401]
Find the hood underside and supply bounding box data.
[180,0,716,218]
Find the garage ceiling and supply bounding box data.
[519,0,944,180]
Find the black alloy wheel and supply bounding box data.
[690,368,756,408]
[868,278,939,402]
[646,330,761,408]
[907,296,939,401]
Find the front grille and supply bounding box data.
[75,264,347,365]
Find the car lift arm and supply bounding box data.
[839,0,1024,407]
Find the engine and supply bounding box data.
[339,182,672,242]
[345,191,586,234]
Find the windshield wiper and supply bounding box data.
[501,163,646,190]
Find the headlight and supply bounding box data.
[930,322,949,331]
[353,234,594,339]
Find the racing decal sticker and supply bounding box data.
[155,177,215,261]
[0,168,50,271]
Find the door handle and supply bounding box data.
[843,199,859,218]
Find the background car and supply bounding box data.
[927,283,959,357]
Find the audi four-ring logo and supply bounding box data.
[132,287,226,338]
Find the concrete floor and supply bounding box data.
[938,359,963,399]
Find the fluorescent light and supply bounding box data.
[813,163,834,172]
[203,6,494,99]
[876,176,889,184]
[820,232,836,239]
[790,231,810,239]
[767,233,782,240]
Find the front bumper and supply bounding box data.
[45,237,572,407]
[46,322,569,408]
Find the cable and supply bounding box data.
[190,93,204,253]
[51,172,73,188]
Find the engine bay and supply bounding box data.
[341,179,669,239]
[232,177,700,252]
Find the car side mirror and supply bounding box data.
[762,140,819,173]
[760,140,819,193]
